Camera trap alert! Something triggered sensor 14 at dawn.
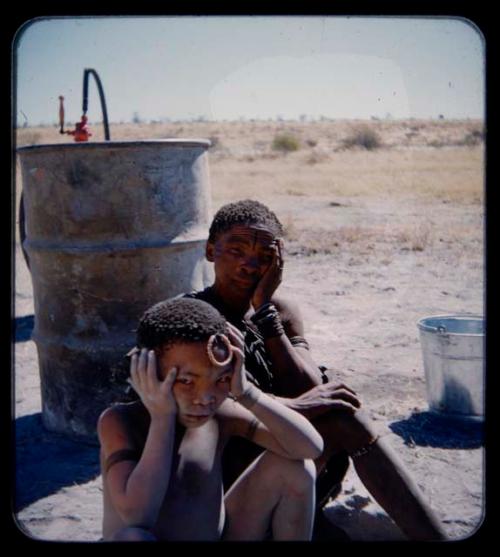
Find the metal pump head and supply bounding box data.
[58,68,110,142]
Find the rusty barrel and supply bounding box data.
[17,140,213,439]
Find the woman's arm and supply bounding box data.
[261,296,324,396]
[225,327,323,460]
[247,239,324,395]
[237,298,362,418]
[98,349,178,528]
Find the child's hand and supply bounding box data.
[226,322,249,399]
[252,239,284,310]
[128,348,178,418]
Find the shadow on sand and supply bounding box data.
[324,494,406,541]
[389,410,484,450]
[14,412,100,512]
[14,315,35,343]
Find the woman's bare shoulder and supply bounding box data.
[272,295,303,317]
[271,295,305,335]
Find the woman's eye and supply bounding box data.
[176,378,192,385]
[229,248,243,256]
[217,375,231,384]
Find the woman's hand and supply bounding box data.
[284,381,362,420]
[128,348,178,419]
[225,322,249,399]
[252,239,284,310]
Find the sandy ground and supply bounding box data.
[13,121,485,542]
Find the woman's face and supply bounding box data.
[206,224,277,295]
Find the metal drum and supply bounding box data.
[17,140,213,439]
[417,314,485,420]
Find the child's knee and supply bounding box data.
[109,526,156,541]
[260,453,316,492]
[299,458,317,489]
[281,458,316,497]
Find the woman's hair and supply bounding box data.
[136,297,228,351]
[208,199,283,242]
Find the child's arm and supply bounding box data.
[222,325,324,460]
[98,349,177,528]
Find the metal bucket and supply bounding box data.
[17,139,214,439]
[417,314,485,420]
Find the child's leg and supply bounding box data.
[108,526,157,541]
[223,451,316,541]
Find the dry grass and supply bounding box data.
[283,223,433,257]
[206,147,483,208]
[272,133,301,153]
[393,223,432,252]
[341,124,382,150]
[15,119,484,256]
[15,118,484,152]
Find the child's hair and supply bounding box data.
[208,199,284,242]
[136,297,228,351]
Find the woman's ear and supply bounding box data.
[205,240,215,262]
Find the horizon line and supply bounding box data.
[16,115,485,129]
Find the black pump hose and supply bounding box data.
[83,68,111,140]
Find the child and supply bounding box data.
[98,297,323,541]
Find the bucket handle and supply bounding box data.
[436,325,450,338]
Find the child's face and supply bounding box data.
[206,224,277,294]
[157,340,233,428]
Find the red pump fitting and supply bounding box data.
[67,115,92,142]
[58,96,92,142]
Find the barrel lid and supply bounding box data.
[17,138,211,152]
[417,314,484,336]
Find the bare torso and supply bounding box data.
[101,402,227,541]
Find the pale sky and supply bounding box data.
[13,16,485,126]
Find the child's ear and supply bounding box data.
[205,240,215,262]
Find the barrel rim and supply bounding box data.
[417,314,484,336]
[16,138,212,152]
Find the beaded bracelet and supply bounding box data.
[250,302,284,339]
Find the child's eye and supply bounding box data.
[217,375,232,384]
[229,248,243,256]
[176,377,193,385]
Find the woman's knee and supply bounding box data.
[323,409,379,452]
[109,526,156,541]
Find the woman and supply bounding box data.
[184,199,447,541]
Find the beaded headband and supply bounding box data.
[206,333,233,367]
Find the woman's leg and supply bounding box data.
[314,408,447,540]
